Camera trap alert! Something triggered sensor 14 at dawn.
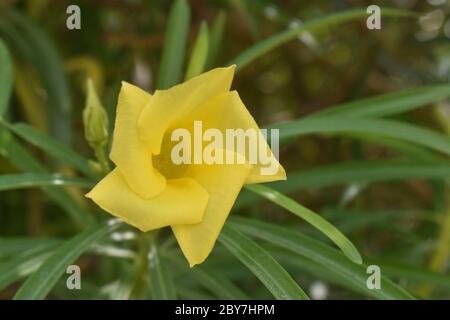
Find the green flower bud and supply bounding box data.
[83,78,109,147]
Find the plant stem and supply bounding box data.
[418,106,450,297]
[429,197,450,271]
[94,144,110,175]
[130,234,149,299]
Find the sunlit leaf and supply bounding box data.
[205,11,226,69]
[245,184,362,264]
[0,9,72,145]
[2,121,96,179]
[0,40,12,117]
[14,220,122,300]
[0,173,92,191]
[0,245,57,291]
[0,130,94,227]
[157,0,190,89]
[310,85,450,119]
[236,160,450,209]
[164,252,249,300]
[148,238,176,300]
[219,225,309,300]
[273,117,450,156]
[231,217,415,300]
[230,8,414,71]
[185,21,209,80]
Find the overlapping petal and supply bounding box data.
[176,91,286,183]
[137,66,235,155]
[109,82,166,199]
[218,91,286,183]
[86,168,209,231]
[172,150,252,267]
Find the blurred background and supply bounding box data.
[1,0,450,300]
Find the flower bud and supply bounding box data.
[83,78,109,147]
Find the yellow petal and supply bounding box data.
[171,150,252,267]
[109,82,166,199]
[138,66,235,155]
[176,91,286,183]
[86,168,209,231]
[219,92,286,183]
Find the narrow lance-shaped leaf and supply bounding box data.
[272,249,367,297]
[185,21,209,80]
[163,251,249,300]
[205,11,226,69]
[368,259,450,290]
[1,121,96,179]
[148,238,176,300]
[272,117,450,157]
[219,224,310,300]
[0,238,61,259]
[309,85,450,119]
[0,173,93,191]
[157,0,190,89]
[236,160,450,209]
[14,220,122,300]
[230,8,415,71]
[0,9,72,145]
[0,40,12,117]
[231,217,415,300]
[0,244,58,291]
[344,134,440,162]
[109,264,137,300]
[0,130,94,228]
[245,184,362,264]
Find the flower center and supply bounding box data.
[152,128,189,179]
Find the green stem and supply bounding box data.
[131,234,149,299]
[94,143,110,175]
[419,105,450,297]
[130,231,159,299]
[430,201,450,272]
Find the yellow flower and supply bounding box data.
[86,66,286,266]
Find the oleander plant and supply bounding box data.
[1,0,450,300]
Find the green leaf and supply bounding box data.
[157,0,190,89]
[110,278,135,300]
[2,121,96,179]
[235,160,450,209]
[0,244,57,291]
[219,224,309,300]
[0,9,72,145]
[309,85,450,119]
[164,252,249,299]
[273,117,450,156]
[0,173,93,191]
[230,8,414,71]
[369,259,450,290]
[13,220,122,300]
[185,21,209,80]
[0,129,45,172]
[109,266,136,300]
[0,238,60,259]
[245,184,362,264]
[345,134,441,162]
[0,130,94,228]
[148,238,176,300]
[177,286,215,299]
[231,217,415,300]
[205,11,226,69]
[0,40,12,117]
[269,248,375,298]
